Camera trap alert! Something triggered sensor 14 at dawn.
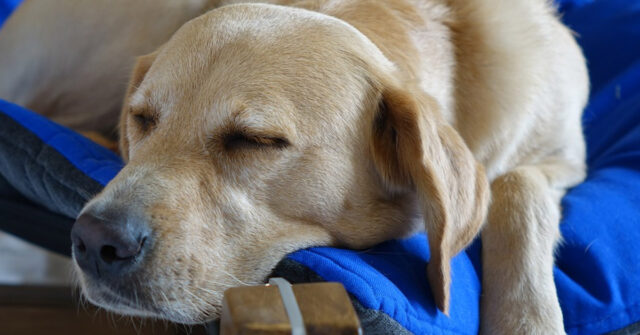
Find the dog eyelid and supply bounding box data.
[223,132,290,151]
[130,109,157,132]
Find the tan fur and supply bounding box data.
[371,83,489,313]
[0,0,588,333]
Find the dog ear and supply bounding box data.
[119,51,158,161]
[370,83,490,314]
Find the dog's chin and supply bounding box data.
[77,274,215,325]
[82,283,217,324]
[81,281,156,315]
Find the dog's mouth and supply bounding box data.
[77,268,228,324]
[81,279,161,318]
[77,267,282,324]
[72,235,303,324]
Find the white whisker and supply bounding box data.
[219,269,249,286]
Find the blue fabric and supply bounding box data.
[0,0,19,28]
[561,0,640,97]
[2,0,640,334]
[0,100,123,186]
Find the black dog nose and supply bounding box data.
[71,212,150,279]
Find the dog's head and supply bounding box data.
[71,3,488,323]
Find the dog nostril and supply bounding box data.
[100,245,119,264]
[77,241,86,253]
[99,236,147,264]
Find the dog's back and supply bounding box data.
[442,0,588,180]
[266,0,588,179]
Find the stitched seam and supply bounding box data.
[33,131,119,187]
[1,108,121,186]
[0,129,96,212]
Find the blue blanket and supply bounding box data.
[1,1,640,334]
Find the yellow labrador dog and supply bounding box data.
[0,0,588,333]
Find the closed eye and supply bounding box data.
[223,132,290,150]
[132,113,156,132]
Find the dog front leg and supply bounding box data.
[480,164,577,335]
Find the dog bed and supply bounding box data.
[1,1,640,334]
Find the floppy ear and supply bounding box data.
[371,84,490,314]
[119,52,158,161]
